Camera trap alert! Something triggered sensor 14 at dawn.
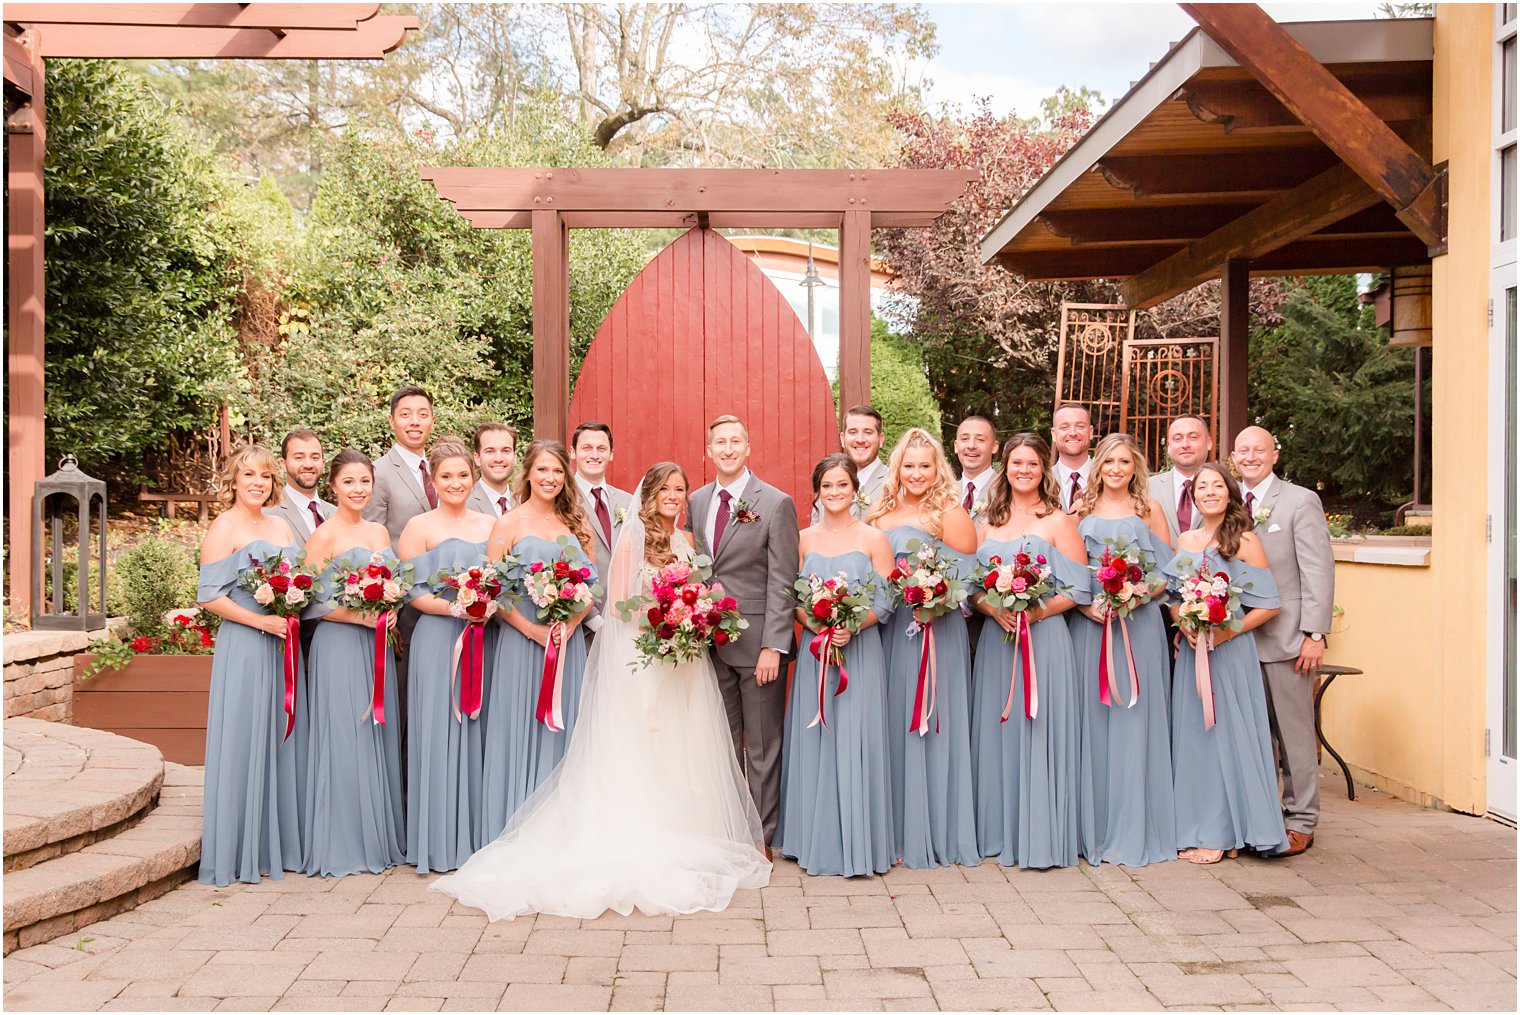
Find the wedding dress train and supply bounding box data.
[430,518,771,920]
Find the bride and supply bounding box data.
[431,462,772,919]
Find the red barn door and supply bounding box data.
[570,227,840,519]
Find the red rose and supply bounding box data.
[1015,552,1031,566]
[983,572,998,590]
[647,607,664,626]
[714,630,730,645]
[681,587,699,605]
[988,555,1002,566]
[268,574,291,593]
[366,564,386,578]
[1207,600,1228,624]
[466,600,489,620]
[363,584,384,602]
[1103,576,1124,594]
[717,596,737,612]
[293,573,312,591]
[706,611,721,626]
[131,636,156,653]
[1126,566,1144,583]
[811,600,834,621]
[1215,571,1230,581]
[469,567,482,579]
[553,560,571,579]
[657,624,676,639]
[576,567,592,582]
[904,585,927,605]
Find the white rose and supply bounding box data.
[284,587,305,606]
[456,586,477,607]
[383,581,401,600]
[254,584,275,606]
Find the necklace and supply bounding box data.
[821,517,854,533]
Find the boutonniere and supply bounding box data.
[853,491,871,513]
[970,497,989,519]
[1253,504,1273,526]
[731,499,760,525]
[614,506,627,526]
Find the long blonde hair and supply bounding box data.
[866,427,960,537]
[1078,433,1152,518]
[513,439,595,554]
[636,462,688,568]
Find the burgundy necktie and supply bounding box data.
[1068,471,1082,511]
[714,489,733,549]
[497,495,510,515]
[1177,478,1194,531]
[962,483,975,511]
[592,487,613,545]
[419,461,438,510]
[1244,491,1255,516]
[307,501,324,531]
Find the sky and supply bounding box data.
[916,1,1386,120]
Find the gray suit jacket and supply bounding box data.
[810,458,888,525]
[467,481,514,518]
[690,475,800,669]
[577,480,632,632]
[363,447,433,550]
[1147,468,1205,546]
[264,490,334,546]
[1251,477,1335,663]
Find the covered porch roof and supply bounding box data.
[979,14,1435,309]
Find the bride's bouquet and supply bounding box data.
[616,556,747,667]
[237,550,321,740]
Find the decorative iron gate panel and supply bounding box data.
[1056,303,1218,472]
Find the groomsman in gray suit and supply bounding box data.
[467,422,518,517]
[570,421,633,638]
[690,414,800,855]
[363,386,438,549]
[1147,414,1213,544]
[811,404,887,523]
[1051,403,1094,513]
[953,415,1000,519]
[265,429,334,543]
[1233,426,1335,858]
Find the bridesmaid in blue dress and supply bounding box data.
[969,434,1091,869]
[1164,463,1287,864]
[867,428,980,869]
[481,439,598,841]
[299,449,405,876]
[197,444,304,886]
[777,454,897,877]
[397,439,499,873]
[1069,433,1178,867]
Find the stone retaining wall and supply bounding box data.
[3,626,119,724]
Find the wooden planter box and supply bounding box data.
[72,654,211,766]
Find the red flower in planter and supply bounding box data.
[131,636,158,653]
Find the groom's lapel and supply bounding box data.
[716,477,764,560]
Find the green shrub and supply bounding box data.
[870,318,942,453]
[115,537,201,640]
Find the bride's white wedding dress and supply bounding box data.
[430,513,771,920]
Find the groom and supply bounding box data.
[689,414,799,855]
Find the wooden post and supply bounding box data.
[1219,259,1251,452]
[531,208,570,441]
[7,34,45,627]
[837,209,872,422]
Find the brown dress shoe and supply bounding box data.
[1275,829,1314,857]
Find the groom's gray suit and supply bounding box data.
[690,471,800,844]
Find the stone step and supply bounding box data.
[3,719,164,872]
[3,762,202,954]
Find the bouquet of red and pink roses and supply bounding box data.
[972,545,1061,723]
[1090,538,1158,711]
[794,571,877,730]
[616,556,747,667]
[238,550,321,739]
[335,552,415,725]
[1174,557,1248,731]
[429,558,513,722]
[523,539,602,732]
[887,540,967,736]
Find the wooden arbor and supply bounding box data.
[420,167,978,441]
[3,3,418,625]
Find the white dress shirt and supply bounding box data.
[1241,472,1276,513]
[1055,458,1090,512]
[856,458,886,493]
[476,479,513,516]
[576,474,617,537]
[391,444,431,503]
[706,469,752,550]
[283,484,317,515]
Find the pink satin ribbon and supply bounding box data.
[807,627,848,730]
[535,621,569,731]
[1195,631,1217,730]
[1098,611,1140,709]
[910,623,939,736]
[450,622,486,722]
[369,611,388,726]
[281,616,300,741]
[1001,612,1037,722]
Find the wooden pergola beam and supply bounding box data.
[1096,149,1342,200]
[1179,3,1445,251]
[4,30,34,92]
[28,15,417,58]
[1122,161,1382,308]
[4,4,381,30]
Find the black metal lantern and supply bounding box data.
[31,455,107,631]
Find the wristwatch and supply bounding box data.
[1306,632,1324,642]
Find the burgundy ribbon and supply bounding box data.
[910,623,939,736]
[806,627,848,730]
[369,611,388,726]
[450,622,485,722]
[1000,612,1037,722]
[1098,611,1141,709]
[535,621,569,731]
[282,616,300,741]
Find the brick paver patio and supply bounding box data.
[3,787,1514,1012]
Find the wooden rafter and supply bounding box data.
[1176,72,1430,133]
[1094,150,1343,200]
[3,4,382,30]
[25,16,416,59]
[1179,3,1445,252]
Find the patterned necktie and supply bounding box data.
[962,482,975,511]
[497,495,510,516]
[1178,478,1194,531]
[1244,491,1255,517]
[307,501,324,531]
[419,461,438,510]
[592,487,613,545]
[714,489,733,549]
[1068,471,1082,511]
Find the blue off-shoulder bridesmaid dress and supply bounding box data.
[480,534,594,841]
[879,525,980,869]
[198,539,304,886]
[1164,549,1289,856]
[299,546,406,877]
[968,535,1091,869]
[1071,515,1177,867]
[404,538,491,873]
[776,550,895,877]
